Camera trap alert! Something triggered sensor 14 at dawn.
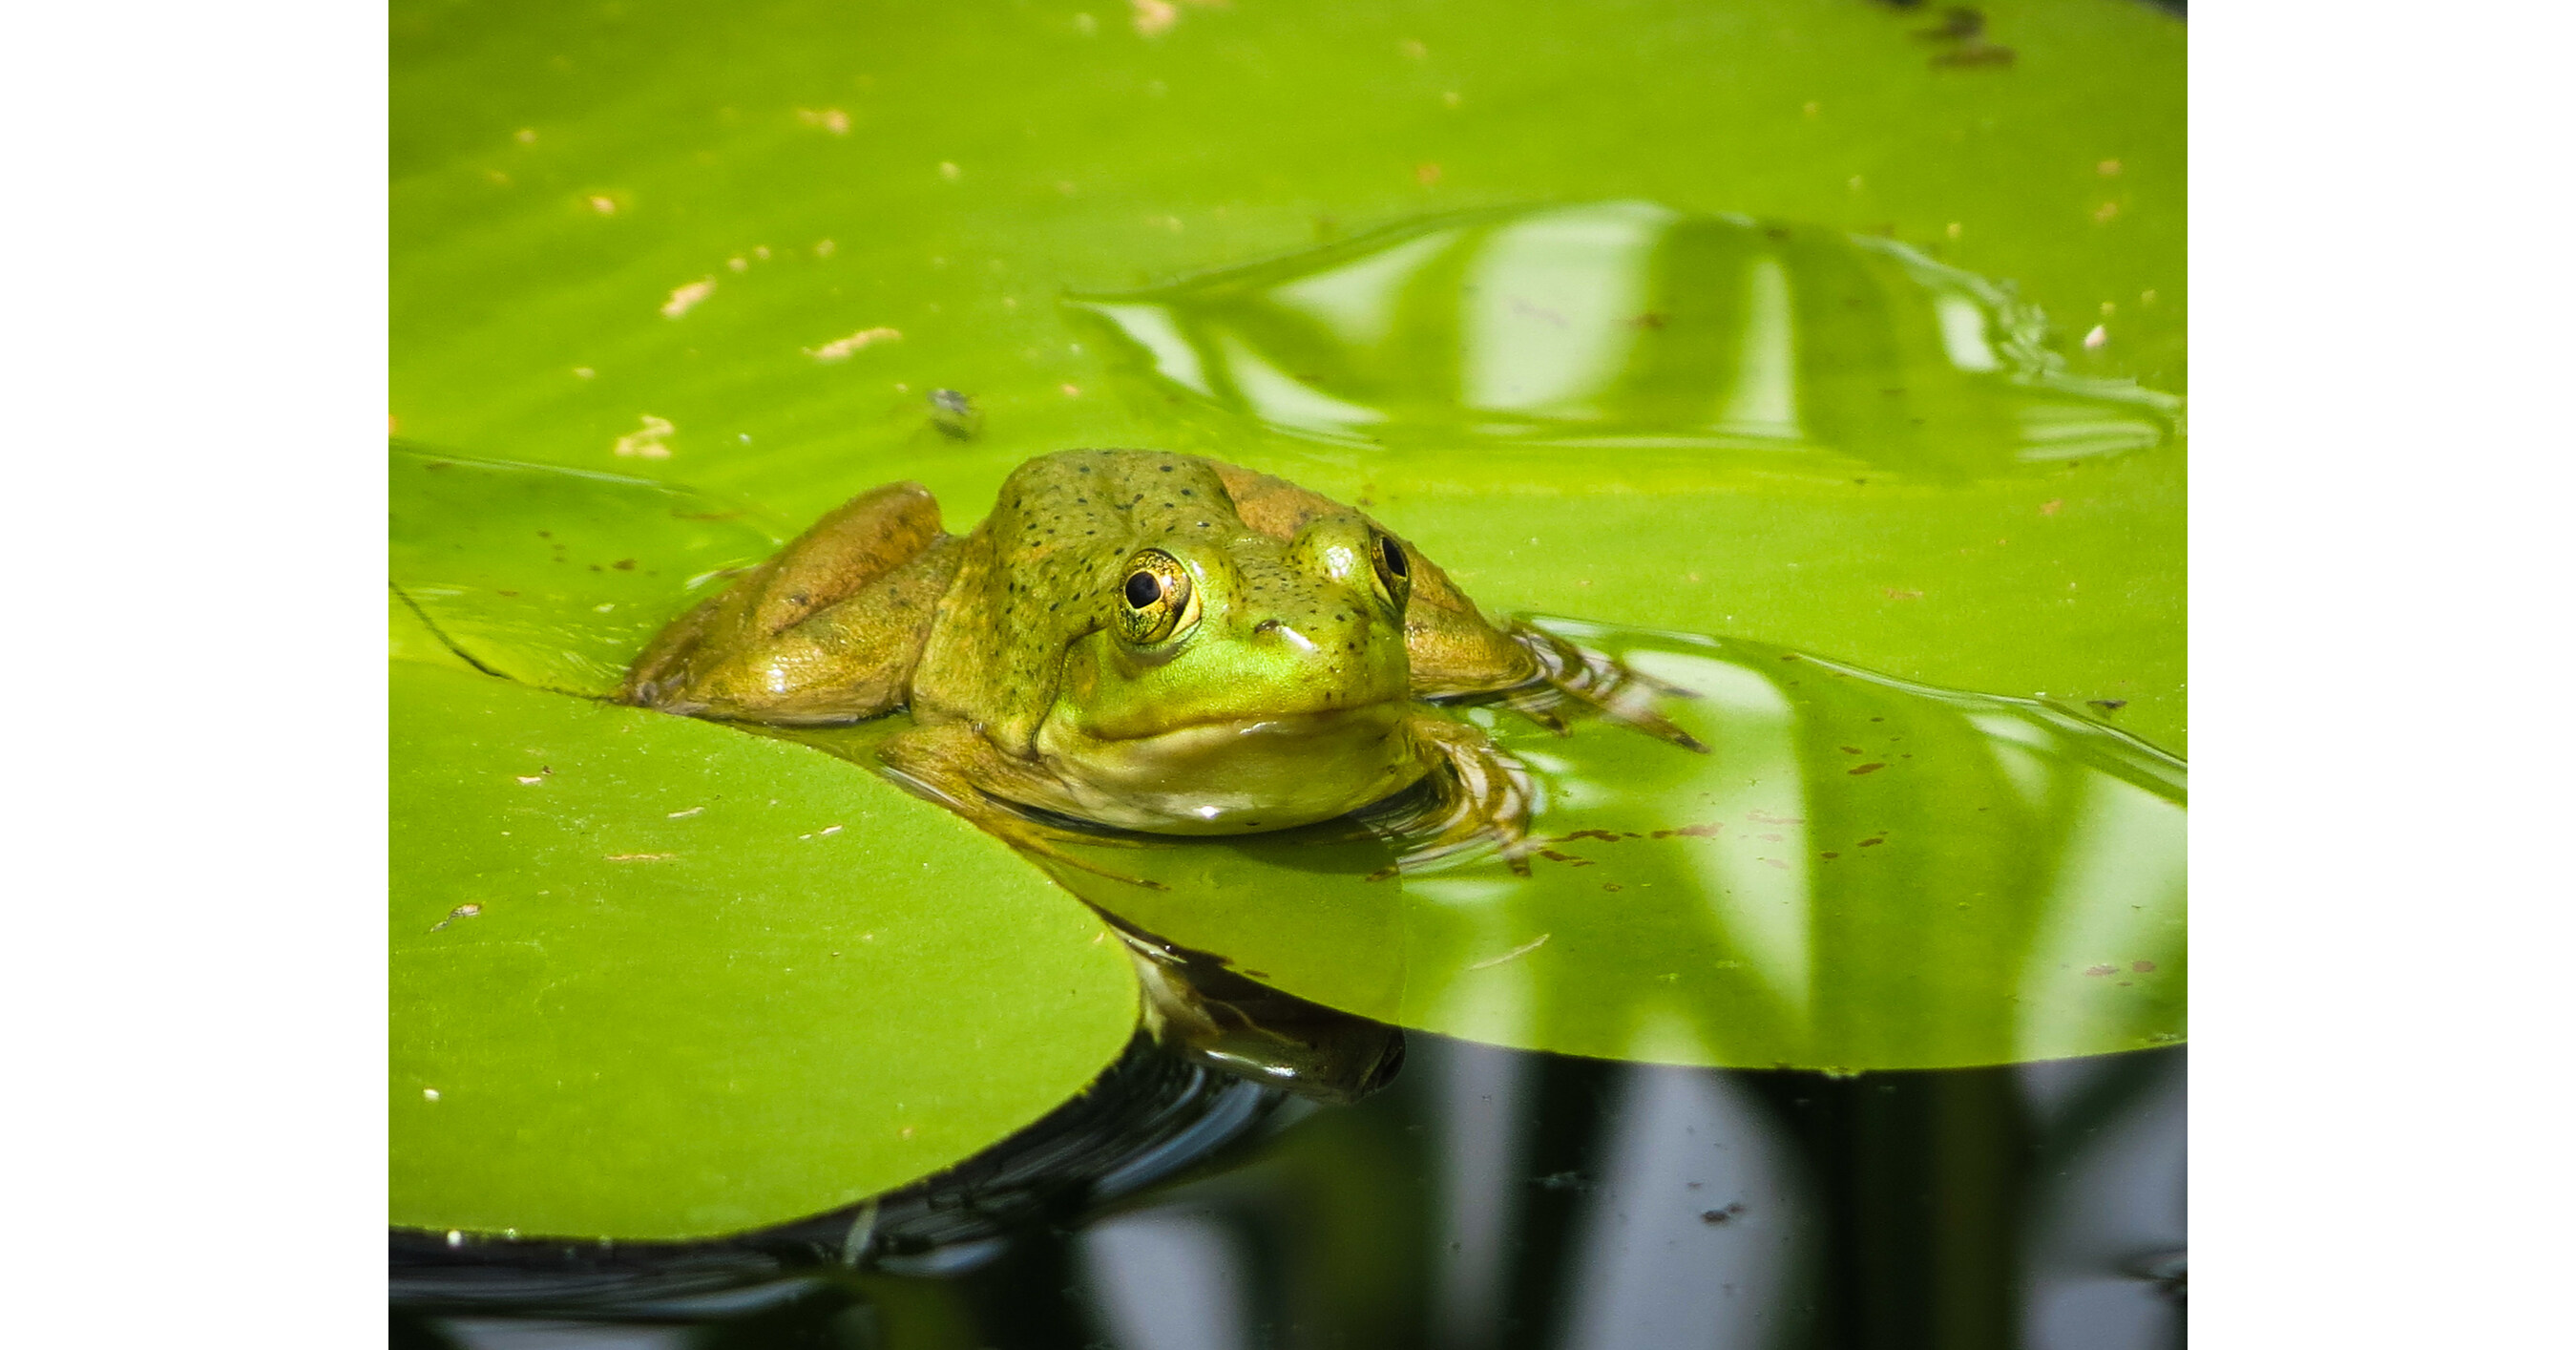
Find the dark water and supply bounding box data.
[392,1031,2181,1349]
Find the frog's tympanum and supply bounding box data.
[622,450,1698,881]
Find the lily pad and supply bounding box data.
[399,448,2182,1074]
[1050,621,2183,1070]
[1069,201,2179,475]
[389,662,1137,1240]
[390,446,784,696]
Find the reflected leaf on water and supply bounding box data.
[1069,201,2181,477]
[1057,619,2185,1071]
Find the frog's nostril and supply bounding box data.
[1252,618,1318,652]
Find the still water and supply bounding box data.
[392,1029,2182,1349]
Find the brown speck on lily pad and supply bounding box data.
[1849,763,1886,775]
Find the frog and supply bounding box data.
[620,449,1700,883]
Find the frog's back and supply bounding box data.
[911,450,1249,747]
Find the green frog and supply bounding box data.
[621,450,1698,881]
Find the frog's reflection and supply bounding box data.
[1071,200,2180,476]
[1107,913,1407,1106]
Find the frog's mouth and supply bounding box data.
[1035,700,1426,834]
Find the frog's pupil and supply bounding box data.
[1124,571,1162,609]
[1378,537,1408,580]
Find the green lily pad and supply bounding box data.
[1069,201,2178,475]
[390,446,784,696]
[398,446,2181,1074]
[389,662,1137,1240]
[1044,621,2182,1070]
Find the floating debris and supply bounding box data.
[660,280,712,319]
[928,388,982,439]
[613,414,676,459]
[807,327,902,362]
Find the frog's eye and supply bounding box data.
[1115,549,1197,645]
[1370,533,1413,609]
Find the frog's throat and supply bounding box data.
[1027,701,1426,835]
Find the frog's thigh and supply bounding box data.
[682,540,963,723]
[740,482,947,636]
[624,482,947,719]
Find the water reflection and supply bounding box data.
[396,1037,2184,1349]
[1112,917,1409,1106]
[1070,202,2181,476]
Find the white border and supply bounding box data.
[0,2,387,1341]
[2195,0,2573,1342]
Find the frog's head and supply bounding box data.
[1039,512,1429,833]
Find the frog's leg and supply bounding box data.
[1360,714,1537,880]
[876,722,1169,890]
[621,482,963,725]
[1490,622,1709,753]
[1382,539,1705,751]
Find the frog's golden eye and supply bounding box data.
[1370,533,1413,609]
[1115,549,1197,645]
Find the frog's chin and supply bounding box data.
[1030,701,1427,835]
